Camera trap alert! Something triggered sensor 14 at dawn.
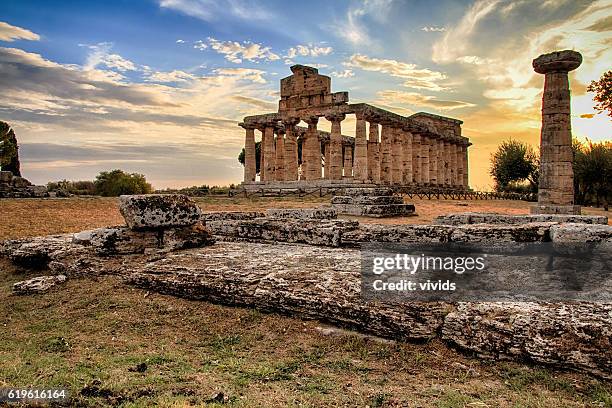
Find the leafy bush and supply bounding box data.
[47,180,96,195]
[94,170,152,197]
[489,139,538,192]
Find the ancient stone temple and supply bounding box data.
[239,65,471,191]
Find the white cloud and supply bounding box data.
[456,55,490,65]
[176,39,185,43]
[332,69,354,78]
[146,70,196,83]
[207,37,279,63]
[376,90,475,111]
[432,0,501,63]
[158,0,272,22]
[421,26,446,32]
[286,44,333,59]
[193,40,208,50]
[212,67,267,84]
[0,21,40,42]
[345,53,448,90]
[337,0,393,45]
[82,42,137,72]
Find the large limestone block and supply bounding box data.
[549,223,612,243]
[119,194,202,230]
[1,234,78,268]
[265,208,337,220]
[442,302,612,379]
[434,212,608,226]
[202,211,265,221]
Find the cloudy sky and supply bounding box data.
[1,0,610,189]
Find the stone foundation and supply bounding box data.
[331,189,415,218]
[530,204,582,215]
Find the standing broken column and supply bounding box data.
[531,50,582,215]
[354,113,368,182]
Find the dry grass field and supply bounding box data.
[0,196,610,407]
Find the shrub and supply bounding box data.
[94,170,152,197]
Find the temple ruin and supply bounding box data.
[239,65,471,191]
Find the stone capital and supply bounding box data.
[239,122,257,130]
[304,115,319,126]
[533,50,582,74]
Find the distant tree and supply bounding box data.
[0,121,21,176]
[573,139,612,210]
[489,139,539,192]
[587,70,612,118]
[94,169,153,196]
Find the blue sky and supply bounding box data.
[1,0,610,189]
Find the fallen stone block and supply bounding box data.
[434,212,608,226]
[119,194,202,230]
[343,222,551,244]
[550,223,612,243]
[89,222,215,255]
[265,208,337,219]
[0,171,12,183]
[333,203,415,218]
[13,275,67,295]
[202,211,265,221]
[1,234,80,268]
[127,242,448,341]
[442,302,612,379]
[331,195,403,205]
[206,218,359,247]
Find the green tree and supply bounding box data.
[489,139,539,192]
[0,121,21,176]
[94,169,153,196]
[587,70,612,118]
[573,140,612,209]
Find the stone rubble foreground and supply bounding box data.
[1,195,610,379]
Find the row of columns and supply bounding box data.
[242,116,469,187]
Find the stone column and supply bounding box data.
[368,121,380,183]
[343,145,353,177]
[302,116,320,181]
[412,133,421,184]
[354,113,368,182]
[456,145,464,188]
[380,123,392,184]
[324,142,331,179]
[391,126,402,184]
[420,134,430,185]
[274,127,285,182]
[401,129,413,185]
[258,126,266,181]
[463,144,469,188]
[326,114,345,180]
[450,142,458,186]
[531,50,582,215]
[241,124,256,182]
[429,136,437,185]
[263,125,276,182]
[437,139,445,186]
[283,118,299,181]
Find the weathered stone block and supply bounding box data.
[265,208,337,219]
[202,211,265,221]
[11,176,31,188]
[434,212,608,226]
[119,194,202,230]
[342,187,395,196]
[442,302,612,379]
[207,218,359,247]
[549,223,612,243]
[333,203,415,218]
[163,223,216,251]
[13,275,67,295]
[90,226,160,255]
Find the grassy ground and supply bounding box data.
[0,195,608,240]
[0,196,610,406]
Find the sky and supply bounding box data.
[0,0,610,190]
